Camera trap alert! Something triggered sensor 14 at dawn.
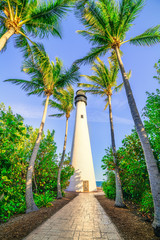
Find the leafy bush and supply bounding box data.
[102,172,116,200]
[101,90,160,216]
[34,191,56,208]
[140,190,154,215]
[0,104,74,222]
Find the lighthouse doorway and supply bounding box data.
[83,180,89,192]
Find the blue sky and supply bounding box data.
[1,0,160,180]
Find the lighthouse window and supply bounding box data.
[81,115,84,118]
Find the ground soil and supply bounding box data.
[95,194,160,240]
[0,192,78,240]
[1,191,160,240]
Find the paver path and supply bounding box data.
[24,193,122,240]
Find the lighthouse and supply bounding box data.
[67,90,97,192]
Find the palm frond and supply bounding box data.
[114,82,123,93]
[27,88,44,96]
[49,113,64,118]
[98,0,119,37]
[108,50,122,66]
[58,63,80,87]
[75,45,108,65]
[49,86,74,117]
[104,97,109,110]
[78,82,98,89]
[79,88,104,95]
[4,78,41,92]
[31,43,51,69]
[29,0,70,20]
[129,25,160,46]
[48,99,63,111]
[25,20,61,39]
[117,0,145,38]
[21,0,72,40]
[14,31,33,58]
[0,1,7,10]
[74,0,89,12]
[81,74,102,86]
[127,70,132,79]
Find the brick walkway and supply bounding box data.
[24,193,122,240]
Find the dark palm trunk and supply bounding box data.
[0,28,15,51]
[115,46,160,234]
[26,95,50,213]
[57,117,69,199]
[108,95,125,208]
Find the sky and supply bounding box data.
[1,0,160,181]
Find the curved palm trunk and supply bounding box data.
[0,28,15,51]
[26,95,50,213]
[108,95,125,208]
[57,117,69,199]
[115,46,160,233]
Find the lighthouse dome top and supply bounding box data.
[75,89,87,106]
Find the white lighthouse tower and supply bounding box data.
[67,90,97,192]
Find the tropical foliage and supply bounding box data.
[154,59,160,84]
[49,86,75,199]
[142,89,160,164]
[102,132,154,215]
[75,0,160,64]
[0,0,75,52]
[0,104,74,222]
[102,89,160,217]
[4,44,79,212]
[75,0,160,230]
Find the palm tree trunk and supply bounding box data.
[33,170,37,194]
[0,28,15,51]
[115,46,160,233]
[108,95,125,208]
[57,117,69,199]
[25,94,50,213]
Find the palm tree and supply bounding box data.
[49,86,74,199]
[79,57,126,207]
[4,44,79,213]
[75,0,160,233]
[0,0,74,53]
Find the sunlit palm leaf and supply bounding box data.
[0,0,75,52]
[49,85,75,119]
[129,25,160,46]
[4,44,80,98]
[75,0,160,65]
[75,45,108,65]
[78,57,121,109]
[49,113,64,118]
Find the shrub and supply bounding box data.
[0,104,74,222]
[34,191,56,208]
[102,172,116,200]
[140,189,154,215]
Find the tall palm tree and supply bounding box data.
[79,57,126,207]
[75,0,160,233]
[49,86,74,199]
[4,44,79,213]
[0,0,74,53]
